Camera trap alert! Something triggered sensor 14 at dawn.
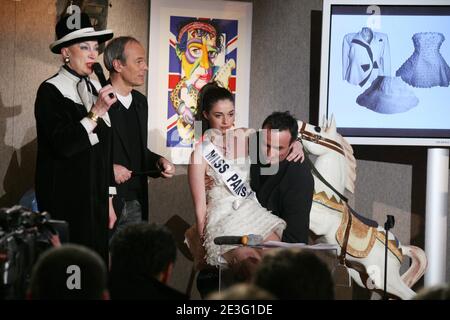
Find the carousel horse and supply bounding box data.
[298,117,427,300]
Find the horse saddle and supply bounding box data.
[336,203,403,262]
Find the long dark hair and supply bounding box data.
[196,82,234,134]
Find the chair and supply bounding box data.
[164,215,196,298]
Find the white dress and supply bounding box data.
[203,156,286,266]
[396,32,450,88]
[356,76,419,114]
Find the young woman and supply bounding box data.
[188,83,302,278]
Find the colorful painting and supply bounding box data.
[148,0,252,164]
[167,16,238,147]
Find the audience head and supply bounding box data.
[253,248,334,300]
[28,244,108,300]
[110,223,177,284]
[413,284,450,300]
[207,283,275,300]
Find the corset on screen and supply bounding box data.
[396,32,450,88]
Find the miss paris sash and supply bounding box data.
[201,140,255,200]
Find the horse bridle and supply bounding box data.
[299,122,345,156]
[299,121,352,265]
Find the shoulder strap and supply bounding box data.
[304,154,348,203]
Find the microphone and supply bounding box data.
[385,215,395,230]
[93,63,115,99]
[213,234,264,246]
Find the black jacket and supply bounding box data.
[110,275,188,300]
[108,90,162,221]
[250,155,314,244]
[34,70,112,262]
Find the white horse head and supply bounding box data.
[297,118,426,300]
[298,117,356,198]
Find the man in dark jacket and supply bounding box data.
[250,111,314,244]
[103,37,175,240]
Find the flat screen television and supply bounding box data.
[319,0,450,146]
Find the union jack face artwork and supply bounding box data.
[167,17,238,147]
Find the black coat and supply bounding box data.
[250,158,314,244]
[110,275,188,300]
[34,70,112,261]
[108,90,162,221]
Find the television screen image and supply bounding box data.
[320,0,450,146]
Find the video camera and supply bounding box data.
[0,205,68,300]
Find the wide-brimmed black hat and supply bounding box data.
[50,12,113,54]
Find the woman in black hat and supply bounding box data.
[34,12,116,262]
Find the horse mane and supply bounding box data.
[335,133,356,194]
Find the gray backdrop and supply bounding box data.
[0,0,448,298]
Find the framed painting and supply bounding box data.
[148,0,252,164]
